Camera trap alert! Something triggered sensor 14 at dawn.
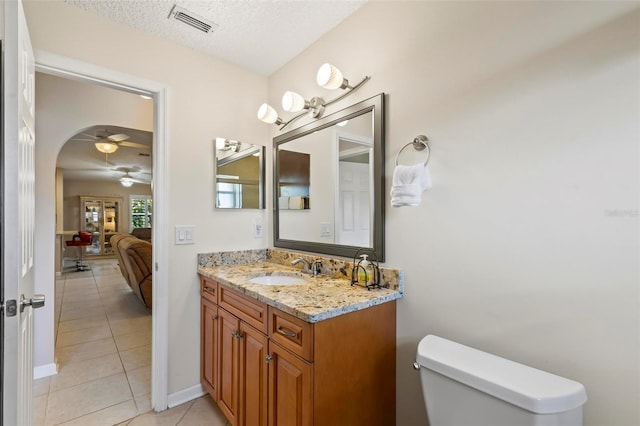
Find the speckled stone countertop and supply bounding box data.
[197,249,403,323]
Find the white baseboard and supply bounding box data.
[167,384,205,408]
[34,363,58,379]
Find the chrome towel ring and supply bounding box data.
[395,135,430,166]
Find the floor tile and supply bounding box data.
[120,344,151,372]
[45,373,132,425]
[127,400,192,426]
[55,337,118,365]
[33,394,47,426]
[126,365,152,398]
[114,329,152,352]
[50,352,124,392]
[110,316,152,337]
[178,396,227,426]
[57,400,138,426]
[56,323,112,348]
[59,305,107,322]
[58,315,109,334]
[33,376,50,397]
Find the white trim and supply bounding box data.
[33,363,57,379]
[33,50,170,411]
[167,384,205,408]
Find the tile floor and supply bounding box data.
[34,258,229,426]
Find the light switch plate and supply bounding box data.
[175,225,195,245]
[253,217,263,238]
[320,222,332,237]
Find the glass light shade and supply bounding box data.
[215,137,227,150]
[317,63,344,90]
[95,142,118,154]
[257,103,279,124]
[120,177,134,187]
[282,91,306,112]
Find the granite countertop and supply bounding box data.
[198,261,402,323]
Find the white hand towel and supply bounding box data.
[390,164,431,207]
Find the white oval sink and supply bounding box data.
[249,275,307,286]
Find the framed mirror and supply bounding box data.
[214,138,265,209]
[274,93,385,260]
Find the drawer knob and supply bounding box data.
[204,286,215,294]
[232,330,244,339]
[277,327,297,338]
[211,315,218,320]
[265,354,273,363]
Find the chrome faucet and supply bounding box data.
[291,258,323,277]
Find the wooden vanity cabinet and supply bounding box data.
[200,275,396,426]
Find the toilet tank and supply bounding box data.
[416,335,587,426]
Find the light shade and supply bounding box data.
[120,177,134,187]
[282,91,307,112]
[215,137,227,150]
[257,103,280,124]
[317,63,346,90]
[95,142,118,154]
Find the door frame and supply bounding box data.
[34,50,170,411]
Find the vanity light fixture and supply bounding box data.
[216,138,241,152]
[95,142,118,154]
[257,63,369,131]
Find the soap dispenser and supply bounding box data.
[358,254,371,285]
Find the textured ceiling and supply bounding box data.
[64,0,366,76]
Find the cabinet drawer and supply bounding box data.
[201,277,218,304]
[268,307,313,362]
[218,284,267,334]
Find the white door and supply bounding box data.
[2,1,40,425]
[336,160,371,246]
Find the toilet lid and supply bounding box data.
[416,335,588,414]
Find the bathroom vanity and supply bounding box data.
[197,249,403,426]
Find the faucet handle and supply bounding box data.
[311,260,323,276]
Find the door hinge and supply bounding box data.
[4,300,17,317]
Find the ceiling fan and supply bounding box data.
[74,131,150,154]
[117,168,150,187]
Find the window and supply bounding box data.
[130,195,152,230]
[216,182,243,208]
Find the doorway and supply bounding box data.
[35,51,169,411]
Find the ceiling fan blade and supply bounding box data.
[118,141,150,150]
[79,132,99,139]
[107,133,130,142]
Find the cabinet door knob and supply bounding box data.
[265,354,273,362]
[232,330,243,339]
[211,315,218,320]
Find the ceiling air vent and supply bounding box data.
[168,5,217,34]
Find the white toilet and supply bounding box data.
[415,335,587,426]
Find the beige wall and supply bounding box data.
[26,0,269,395]
[267,2,639,425]
[62,179,152,233]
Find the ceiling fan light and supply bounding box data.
[95,142,118,154]
[120,177,134,187]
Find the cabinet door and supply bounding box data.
[268,342,313,426]
[201,298,219,401]
[219,308,241,425]
[239,322,268,426]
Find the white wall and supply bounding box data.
[267,2,640,425]
[26,0,269,395]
